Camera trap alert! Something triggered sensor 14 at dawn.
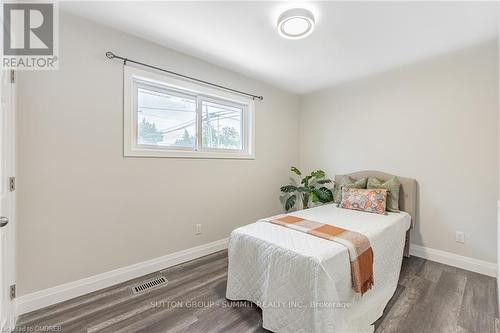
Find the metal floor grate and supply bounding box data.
[132,276,168,294]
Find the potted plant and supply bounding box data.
[280,166,334,211]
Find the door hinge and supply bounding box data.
[8,177,15,192]
[9,285,15,300]
[9,70,15,84]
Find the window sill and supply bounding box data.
[124,147,255,160]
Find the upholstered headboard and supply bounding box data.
[334,170,417,257]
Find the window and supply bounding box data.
[124,66,254,159]
[201,100,243,150]
[137,87,196,149]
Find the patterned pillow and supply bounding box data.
[340,188,388,215]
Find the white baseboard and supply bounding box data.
[15,238,228,316]
[410,244,497,277]
[13,238,496,317]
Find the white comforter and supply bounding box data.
[226,204,411,333]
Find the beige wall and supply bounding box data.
[299,41,499,263]
[17,11,499,296]
[16,13,300,295]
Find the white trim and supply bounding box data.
[1,69,17,332]
[123,65,255,159]
[410,243,497,277]
[14,238,228,316]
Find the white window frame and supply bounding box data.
[124,66,255,159]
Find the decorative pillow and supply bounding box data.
[340,188,388,215]
[367,177,401,212]
[333,176,368,203]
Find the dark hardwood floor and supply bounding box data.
[16,250,499,333]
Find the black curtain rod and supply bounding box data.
[105,51,263,101]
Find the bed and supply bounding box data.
[226,171,417,333]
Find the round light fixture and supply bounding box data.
[277,8,315,39]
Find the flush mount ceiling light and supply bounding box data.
[277,8,315,39]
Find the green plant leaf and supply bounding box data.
[280,185,297,193]
[290,166,302,176]
[301,175,312,186]
[311,170,326,179]
[317,179,332,184]
[310,191,320,203]
[297,186,311,193]
[314,187,333,203]
[285,194,297,211]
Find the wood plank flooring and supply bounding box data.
[16,250,498,332]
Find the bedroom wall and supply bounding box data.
[16,12,300,295]
[299,40,498,263]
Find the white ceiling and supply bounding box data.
[62,1,498,94]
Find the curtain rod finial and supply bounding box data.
[105,51,115,59]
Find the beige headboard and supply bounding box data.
[334,170,417,257]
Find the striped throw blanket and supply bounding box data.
[262,214,374,294]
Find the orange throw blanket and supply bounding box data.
[263,214,374,294]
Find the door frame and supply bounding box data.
[0,69,16,330]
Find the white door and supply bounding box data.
[0,69,16,330]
